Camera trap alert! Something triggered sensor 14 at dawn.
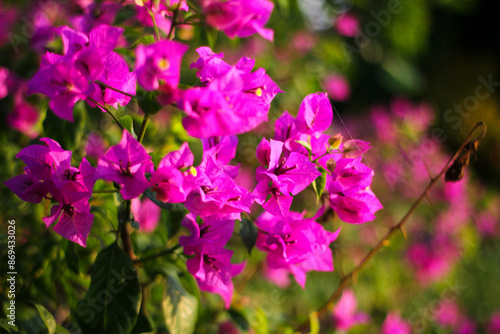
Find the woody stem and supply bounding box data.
[295,122,487,333]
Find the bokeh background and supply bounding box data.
[1,0,499,333]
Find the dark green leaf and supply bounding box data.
[31,302,56,334]
[162,272,198,334]
[240,218,258,255]
[131,298,154,334]
[75,243,141,334]
[130,35,156,48]
[138,90,162,116]
[228,308,250,331]
[42,101,86,151]
[65,240,80,274]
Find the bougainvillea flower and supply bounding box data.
[7,98,40,138]
[255,210,340,287]
[180,47,281,138]
[151,142,194,203]
[27,62,89,121]
[87,51,136,110]
[15,138,71,181]
[131,197,161,232]
[202,136,238,165]
[324,74,351,102]
[4,172,49,204]
[381,312,412,334]
[179,213,234,250]
[96,131,154,200]
[42,181,94,247]
[0,67,8,99]
[72,1,123,34]
[335,13,359,37]
[52,157,96,192]
[295,92,333,135]
[329,188,383,224]
[253,179,293,218]
[256,138,321,195]
[406,233,460,285]
[186,244,245,308]
[487,312,500,333]
[184,157,254,220]
[202,0,274,41]
[332,289,370,331]
[135,40,189,91]
[327,157,374,196]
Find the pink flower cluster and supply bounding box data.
[4,0,383,309]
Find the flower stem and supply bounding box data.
[167,2,181,40]
[93,189,120,194]
[138,114,150,144]
[295,121,487,333]
[94,80,139,99]
[133,244,181,263]
[87,97,124,130]
[120,200,136,260]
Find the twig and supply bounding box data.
[295,122,487,333]
[168,2,182,40]
[133,244,182,263]
[94,80,139,99]
[138,114,150,144]
[87,97,124,130]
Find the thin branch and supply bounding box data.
[94,80,139,99]
[93,189,120,194]
[138,114,150,144]
[87,97,124,130]
[120,200,137,260]
[133,244,181,263]
[168,2,181,40]
[295,122,487,333]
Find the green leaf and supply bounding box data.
[204,27,218,49]
[295,140,312,154]
[31,302,56,334]
[55,325,71,334]
[119,115,137,139]
[42,100,86,151]
[312,167,327,204]
[162,272,198,334]
[138,90,162,115]
[149,152,163,169]
[65,240,80,274]
[130,34,156,48]
[75,243,141,334]
[240,218,258,255]
[131,299,154,334]
[228,308,250,331]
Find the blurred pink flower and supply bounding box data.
[332,289,370,331]
[487,312,500,334]
[324,74,351,102]
[335,13,359,37]
[84,132,106,160]
[131,197,161,233]
[381,312,412,334]
[0,67,8,99]
[7,99,39,138]
[406,234,460,285]
[435,301,461,328]
[292,31,317,54]
[476,211,498,238]
[263,263,290,288]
